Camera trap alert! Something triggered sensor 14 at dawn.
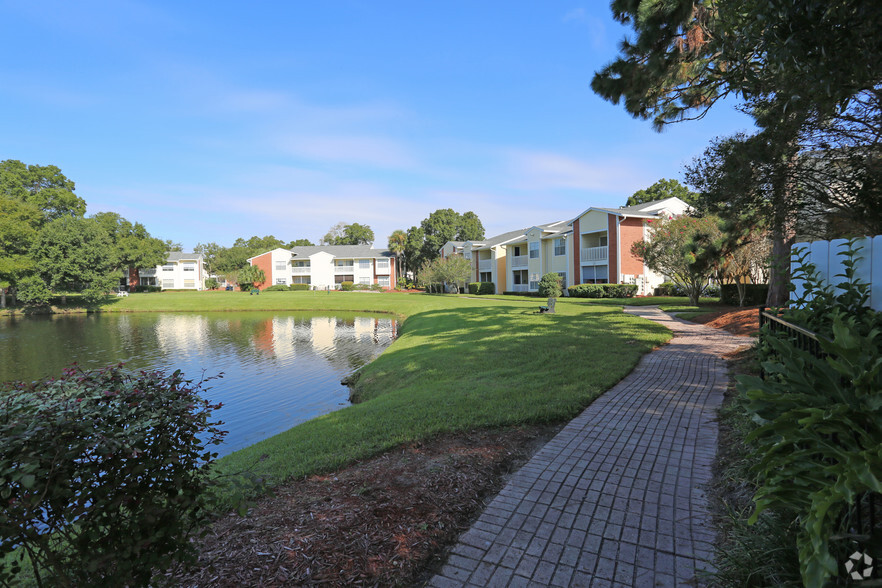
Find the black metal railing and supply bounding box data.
[758,307,828,361]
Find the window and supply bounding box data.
[529,280,539,290]
[479,272,492,282]
[334,274,354,284]
[335,259,353,267]
[554,238,566,256]
[582,265,609,284]
[275,278,287,285]
[292,276,311,285]
[183,279,195,288]
[358,276,371,285]
[557,272,568,288]
[513,246,521,257]
[378,276,390,287]
[293,261,310,267]
[600,235,608,246]
[359,259,371,269]
[376,259,390,270]
[275,260,287,270]
[464,251,471,260]
[183,262,196,272]
[140,277,156,286]
[529,242,539,259]
[162,264,174,272]
[162,280,175,289]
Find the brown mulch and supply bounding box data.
[690,306,761,337]
[171,425,560,587]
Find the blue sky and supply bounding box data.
[1,1,755,250]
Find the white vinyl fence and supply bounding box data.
[791,235,882,311]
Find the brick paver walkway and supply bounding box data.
[429,307,749,587]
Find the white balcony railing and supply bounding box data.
[291,266,311,274]
[511,284,528,292]
[478,259,492,272]
[511,255,528,269]
[334,265,354,273]
[581,246,608,262]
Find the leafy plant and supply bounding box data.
[537,273,562,299]
[567,284,638,299]
[0,365,227,587]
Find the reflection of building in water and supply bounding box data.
[153,315,212,354]
[244,315,397,358]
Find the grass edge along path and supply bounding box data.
[171,292,676,510]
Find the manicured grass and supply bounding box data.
[207,293,671,508]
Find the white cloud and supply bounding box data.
[506,149,651,193]
[563,8,586,22]
[274,134,419,169]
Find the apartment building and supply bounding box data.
[248,245,396,290]
[129,252,207,291]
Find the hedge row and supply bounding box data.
[567,284,638,298]
[467,282,496,295]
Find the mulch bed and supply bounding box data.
[171,425,560,587]
[691,306,761,337]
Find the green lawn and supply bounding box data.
[6,291,675,509]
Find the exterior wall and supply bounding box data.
[251,252,273,289]
[496,253,507,291]
[526,228,543,290]
[269,249,293,287]
[150,256,206,290]
[619,218,645,276]
[572,218,581,284]
[579,210,609,233]
[309,252,335,289]
[607,215,619,283]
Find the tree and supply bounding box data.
[403,226,425,277]
[414,209,486,270]
[286,238,314,248]
[92,212,166,275]
[418,255,471,292]
[387,229,407,280]
[163,240,183,252]
[232,235,286,252]
[0,196,41,307]
[0,160,86,220]
[538,273,563,313]
[31,216,119,304]
[320,223,374,245]
[237,265,266,290]
[631,215,722,305]
[626,178,698,207]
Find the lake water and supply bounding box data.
[0,312,397,455]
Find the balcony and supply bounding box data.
[334,265,354,273]
[511,284,528,292]
[511,255,528,269]
[291,266,311,274]
[581,246,608,263]
[375,263,391,275]
[478,259,492,272]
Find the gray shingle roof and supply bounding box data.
[473,220,571,249]
[166,252,203,262]
[288,245,395,259]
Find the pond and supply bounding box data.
[0,312,398,456]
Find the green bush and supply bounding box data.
[132,285,162,293]
[288,283,309,291]
[654,281,684,296]
[567,283,638,298]
[15,276,52,305]
[263,284,290,291]
[339,281,354,291]
[370,283,384,291]
[538,273,563,299]
[204,278,219,290]
[720,283,768,306]
[502,291,543,297]
[468,282,480,295]
[0,365,226,586]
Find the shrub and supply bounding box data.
[567,284,638,298]
[0,365,226,586]
[396,277,408,290]
[288,283,309,291]
[263,284,290,291]
[370,283,384,291]
[502,291,543,297]
[339,281,354,291]
[654,281,684,296]
[538,273,563,299]
[15,276,52,305]
[468,282,480,295]
[719,283,768,306]
[204,278,219,290]
[133,285,162,293]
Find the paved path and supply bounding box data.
[429,307,749,587]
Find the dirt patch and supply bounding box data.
[171,425,560,587]
[691,307,761,337]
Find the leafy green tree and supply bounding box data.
[0,160,86,220]
[626,178,697,207]
[15,275,52,305]
[418,255,471,292]
[320,222,347,245]
[631,215,722,305]
[403,226,425,277]
[458,211,485,241]
[320,223,374,245]
[0,196,42,307]
[163,239,183,252]
[232,235,286,252]
[92,212,167,275]
[194,242,222,275]
[32,216,119,304]
[238,265,266,290]
[538,273,563,299]
[417,209,486,268]
[286,238,314,247]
